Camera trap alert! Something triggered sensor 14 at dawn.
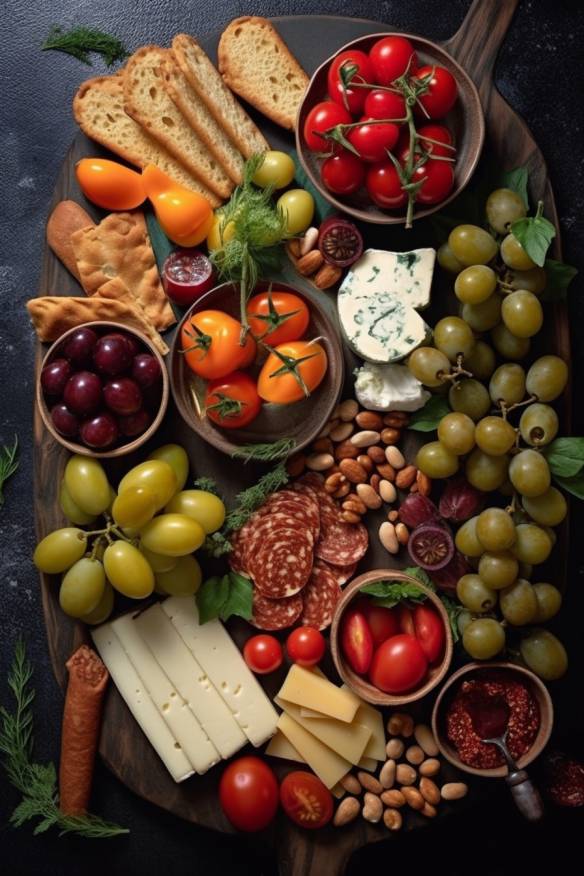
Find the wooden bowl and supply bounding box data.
[431,661,554,778]
[170,280,344,457]
[330,568,453,706]
[296,32,485,225]
[37,321,169,459]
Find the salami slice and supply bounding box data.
[315,519,369,565]
[244,513,314,572]
[251,528,313,598]
[296,472,325,492]
[250,590,303,631]
[228,529,248,575]
[316,558,357,586]
[301,565,342,631]
[256,491,320,542]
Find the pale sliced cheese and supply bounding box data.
[331,783,346,799]
[275,696,371,766]
[277,664,360,723]
[277,712,351,789]
[302,689,387,762]
[162,596,278,747]
[340,248,436,310]
[265,729,306,763]
[111,614,220,774]
[134,604,246,759]
[91,624,194,783]
[358,756,378,771]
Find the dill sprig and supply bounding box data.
[42,26,128,67]
[231,438,296,463]
[193,476,221,496]
[0,436,19,509]
[0,640,128,839]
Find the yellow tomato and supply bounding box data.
[142,164,212,245]
[257,340,328,404]
[253,151,295,189]
[207,213,237,251]
[277,189,314,234]
[76,158,145,210]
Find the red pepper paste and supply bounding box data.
[446,672,540,770]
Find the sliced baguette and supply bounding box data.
[73,76,220,207]
[218,17,309,131]
[123,46,233,200]
[161,52,244,184]
[172,33,269,159]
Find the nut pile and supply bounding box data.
[287,399,432,555]
[333,713,468,830]
[286,227,343,290]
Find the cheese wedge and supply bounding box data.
[265,730,306,763]
[341,686,387,763]
[91,624,194,783]
[341,248,436,310]
[358,756,378,772]
[277,713,351,789]
[331,784,346,799]
[277,664,360,723]
[275,696,371,766]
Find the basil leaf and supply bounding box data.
[360,580,428,605]
[408,395,451,432]
[540,259,578,303]
[552,472,584,501]
[501,167,529,209]
[440,593,463,643]
[402,566,436,590]
[196,575,230,624]
[510,214,556,267]
[220,573,254,622]
[544,438,584,478]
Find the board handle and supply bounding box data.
[277,823,362,876]
[444,0,520,86]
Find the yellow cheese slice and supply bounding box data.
[277,712,351,789]
[265,730,306,764]
[331,783,346,799]
[358,756,378,771]
[275,696,371,766]
[339,686,386,762]
[277,664,360,723]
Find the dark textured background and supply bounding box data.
[1,1,583,873]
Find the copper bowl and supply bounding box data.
[169,280,344,457]
[330,569,453,706]
[37,321,169,459]
[296,32,485,225]
[431,661,554,778]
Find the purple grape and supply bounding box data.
[132,354,161,388]
[61,327,98,365]
[103,377,142,415]
[51,404,79,438]
[63,371,103,415]
[80,412,119,449]
[93,333,133,376]
[124,334,142,358]
[118,408,152,437]
[41,358,71,397]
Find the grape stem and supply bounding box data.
[499,394,537,419]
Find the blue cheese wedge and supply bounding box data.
[354,362,431,411]
[338,288,431,363]
[340,247,436,310]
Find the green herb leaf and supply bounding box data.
[540,259,578,303]
[0,436,19,509]
[408,396,451,432]
[231,438,296,463]
[510,209,556,268]
[223,463,289,534]
[196,576,230,624]
[42,26,128,67]
[544,438,584,478]
[501,167,529,209]
[552,472,584,501]
[402,566,436,590]
[360,579,428,608]
[193,477,221,496]
[440,593,463,643]
[219,573,253,622]
[201,532,232,558]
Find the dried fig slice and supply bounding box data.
[408,521,454,571]
[318,217,363,268]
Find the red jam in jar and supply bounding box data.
[163,249,215,307]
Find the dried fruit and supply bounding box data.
[398,493,439,528]
[431,550,472,593]
[408,522,454,571]
[318,216,364,267]
[439,476,483,522]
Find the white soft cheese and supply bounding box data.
[340,247,436,310]
[338,288,431,363]
[354,362,431,411]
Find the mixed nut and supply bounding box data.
[286,217,364,290]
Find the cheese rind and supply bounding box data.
[277,712,351,789]
[341,248,436,310]
[265,729,306,763]
[275,696,371,766]
[277,664,360,723]
[91,624,194,783]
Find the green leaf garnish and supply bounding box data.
[42,26,128,67]
[540,259,578,303]
[551,472,584,501]
[500,167,529,209]
[408,395,451,432]
[0,436,19,508]
[402,566,435,589]
[193,477,221,496]
[544,437,584,478]
[359,579,428,608]
[196,572,253,624]
[231,438,296,463]
[510,201,556,267]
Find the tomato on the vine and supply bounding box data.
[348,118,400,163]
[246,290,309,345]
[414,65,458,118]
[398,124,453,163]
[219,757,279,831]
[280,772,333,830]
[365,162,407,209]
[303,101,352,153]
[321,152,365,195]
[205,371,261,429]
[363,88,406,122]
[369,36,417,85]
[257,340,327,404]
[368,634,428,694]
[327,49,375,115]
[181,310,256,380]
[414,158,455,205]
[286,627,326,666]
[243,635,283,674]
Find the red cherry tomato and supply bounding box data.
[243,634,283,674]
[219,756,279,831]
[414,65,458,118]
[413,604,445,663]
[348,118,400,163]
[205,371,262,430]
[365,162,408,209]
[398,124,454,163]
[321,152,365,195]
[280,771,333,830]
[368,634,428,694]
[413,158,455,205]
[363,88,406,122]
[369,36,417,86]
[340,608,373,675]
[286,627,326,667]
[327,50,375,115]
[303,101,352,153]
[358,600,399,647]
[397,603,415,637]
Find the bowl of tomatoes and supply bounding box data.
[169,280,344,457]
[330,569,453,706]
[296,32,484,226]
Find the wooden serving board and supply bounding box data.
[35,2,570,873]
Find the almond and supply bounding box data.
[395,522,409,545]
[419,777,441,806]
[362,792,383,823]
[385,738,405,759]
[367,445,386,464]
[395,465,417,489]
[376,463,396,480]
[356,454,374,474]
[335,439,359,460]
[381,427,401,445]
[405,745,425,766]
[441,782,468,801]
[355,411,384,430]
[342,510,361,524]
[340,774,362,795]
[329,421,354,442]
[314,263,342,289]
[387,509,399,522]
[421,802,438,818]
[419,759,441,777]
[414,724,439,757]
[379,759,396,789]
[339,399,359,421]
[383,808,403,831]
[312,437,333,454]
[401,787,425,810]
[356,482,382,510]
[286,453,305,477]
[306,452,334,472]
[297,250,324,276]
[381,789,405,808]
[333,796,360,827]
[385,446,405,469]
[369,473,381,492]
[286,238,301,259]
[357,771,383,794]
[339,458,368,484]
[383,412,410,427]
[416,470,432,496]
[350,430,381,448]
[300,226,319,256]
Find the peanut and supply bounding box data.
[379,480,397,503]
[387,714,406,736]
[385,446,405,469]
[398,713,414,737]
[419,777,441,806]
[396,764,417,786]
[383,412,409,427]
[355,411,384,430]
[369,473,381,492]
[402,786,425,811]
[297,250,324,275]
[356,454,374,474]
[300,226,319,256]
[334,439,359,460]
[339,458,368,484]
[388,509,399,522]
[379,521,399,554]
[381,789,405,809]
[416,470,432,496]
[367,445,386,464]
[381,427,401,445]
[312,437,334,454]
[421,802,438,818]
[340,774,362,795]
[376,463,396,480]
[357,771,384,794]
[342,496,367,515]
[419,759,441,778]
[314,263,342,289]
[414,724,439,757]
[441,782,468,801]
[356,482,382,510]
[362,792,383,823]
[329,421,354,443]
[333,483,351,499]
[385,738,405,760]
[342,510,361,524]
[395,465,417,489]
[333,796,360,827]
[306,452,334,472]
[395,522,409,545]
[324,472,345,493]
[339,399,359,421]
[379,759,396,789]
[405,745,425,766]
[286,453,305,477]
[383,808,403,831]
[351,430,381,448]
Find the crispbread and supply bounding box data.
[73,75,220,207]
[26,296,168,355]
[70,211,176,331]
[162,52,244,185]
[218,17,309,131]
[172,33,269,159]
[123,46,233,200]
[46,201,95,281]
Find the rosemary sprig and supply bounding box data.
[0,436,19,508]
[231,438,297,463]
[0,640,128,839]
[42,26,128,67]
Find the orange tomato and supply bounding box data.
[257,340,328,404]
[205,371,262,429]
[246,290,310,345]
[75,158,145,210]
[181,310,256,380]
[142,164,212,245]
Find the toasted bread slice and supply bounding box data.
[123,46,233,200]
[161,52,244,184]
[218,17,308,131]
[73,76,220,207]
[172,33,269,159]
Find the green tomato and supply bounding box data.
[164,490,226,534]
[59,557,106,618]
[64,455,111,517]
[140,513,205,557]
[253,151,295,189]
[148,444,189,493]
[155,554,202,596]
[34,528,87,574]
[118,460,177,511]
[277,189,315,234]
[103,541,154,599]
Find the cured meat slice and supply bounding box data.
[316,558,357,587]
[244,512,314,571]
[250,590,303,631]
[296,472,325,492]
[250,528,313,598]
[228,529,248,576]
[257,491,320,542]
[315,519,369,566]
[300,565,342,631]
